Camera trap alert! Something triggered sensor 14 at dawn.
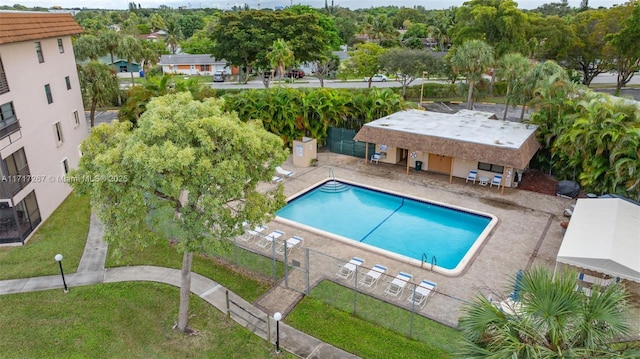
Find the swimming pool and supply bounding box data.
[276,180,497,275]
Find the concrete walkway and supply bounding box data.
[0,214,358,359]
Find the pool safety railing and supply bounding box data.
[421,253,437,271]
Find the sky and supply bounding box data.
[0,0,625,10]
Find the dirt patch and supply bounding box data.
[518,169,559,196]
[478,197,521,209]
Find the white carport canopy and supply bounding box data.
[556,198,640,283]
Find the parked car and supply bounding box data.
[364,74,388,82]
[285,69,305,79]
[213,70,226,82]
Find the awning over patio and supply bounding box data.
[557,198,640,283]
[353,109,540,169]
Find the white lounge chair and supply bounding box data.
[272,176,283,183]
[578,272,619,287]
[384,272,413,297]
[276,236,303,256]
[240,224,267,243]
[359,264,387,290]
[370,152,381,164]
[255,229,284,249]
[336,257,365,280]
[406,279,436,309]
[276,166,294,177]
[490,175,502,188]
[466,170,477,184]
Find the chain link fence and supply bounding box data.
[223,236,465,342]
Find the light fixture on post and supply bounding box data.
[54,254,68,293]
[419,71,428,108]
[273,312,282,354]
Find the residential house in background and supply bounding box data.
[0,11,88,244]
[158,54,236,76]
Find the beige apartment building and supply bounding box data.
[0,12,86,244]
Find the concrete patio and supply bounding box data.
[253,151,640,333]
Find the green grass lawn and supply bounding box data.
[0,282,295,359]
[0,192,462,358]
[287,280,461,359]
[0,193,91,280]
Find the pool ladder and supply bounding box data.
[421,253,437,271]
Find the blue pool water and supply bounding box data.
[276,181,492,270]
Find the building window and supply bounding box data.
[65,76,71,90]
[44,84,53,104]
[73,110,80,127]
[200,64,211,71]
[478,162,504,174]
[53,122,64,145]
[119,65,128,72]
[62,158,69,174]
[35,42,44,63]
[0,57,8,95]
[58,39,64,53]
[1,102,17,128]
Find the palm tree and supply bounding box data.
[266,39,294,82]
[448,40,494,110]
[116,35,144,86]
[99,31,121,72]
[361,14,397,44]
[496,53,530,120]
[165,18,183,55]
[73,34,101,61]
[517,60,568,121]
[459,267,634,358]
[78,61,119,127]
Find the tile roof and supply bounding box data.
[0,11,84,45]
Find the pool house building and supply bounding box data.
[354,109,540,191]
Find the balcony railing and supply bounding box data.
[0,120,20,140]
[0,165,31,198]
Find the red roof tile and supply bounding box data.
[0,12,84,45]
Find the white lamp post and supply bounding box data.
[54,254,68,293]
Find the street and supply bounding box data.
[94,72,640,126]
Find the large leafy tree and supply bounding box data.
[525,13,576,61]
[606,2,640,95]
[451,0,528,58]
[69,93,288,332]
[343,42,387,88]
[459,267,635,358]
[210,10,331,83]
[379,48,439,98]
[565,8,615,85]
[311,50,340,87]
[78,61,119,127]
[448,40,494,110]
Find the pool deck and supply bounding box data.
[255,152,640,332]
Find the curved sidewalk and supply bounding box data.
[0,214,358,359]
